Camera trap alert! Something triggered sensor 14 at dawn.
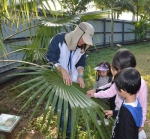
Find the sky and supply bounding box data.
[119,12,133,21]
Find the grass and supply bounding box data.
[0,42,150,138]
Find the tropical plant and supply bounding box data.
[130,15,150,41]
[94,0,135,19]
[1,0,114,139]
[5,61,112,139]
[60,0,91,15]
[130,0,149,21]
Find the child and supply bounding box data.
[94,61,116,110]
[108,68,142,139]
[94,61,116,108]
[93,62,113,125]
[93,61,112,90]
[87,48,147,132]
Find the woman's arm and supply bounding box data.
[77,67,85,88]
[46,33,72,86]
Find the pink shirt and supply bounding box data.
[94,78,148,127]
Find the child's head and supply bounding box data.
[94,61,112,82]
[114,67,141,97]
[111,48,136,76]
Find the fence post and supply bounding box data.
[104,18,106,47]
[122,20,124,45]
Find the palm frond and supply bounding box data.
[114,0,135,14]
[0,38,7,57]
[11,64,113,139]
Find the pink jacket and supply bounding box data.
[94,78,148,127]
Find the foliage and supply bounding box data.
[8,63,112,139]
[61,0,91,15]
[30,109,112,139]
[3,10,109,64]
[130,0,150,21]
[130,15,150,41]
[94,0,135,18]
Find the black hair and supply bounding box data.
[114,68,141,95]
[112,48,136,71]
[80,43,87,51]
[96,61,112,83]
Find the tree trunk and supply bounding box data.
[136,6,139,21]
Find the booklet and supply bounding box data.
[0,113,21,133]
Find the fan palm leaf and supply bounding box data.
[0,39,7,57]
[114,0,135,14]
[8,63,112,139]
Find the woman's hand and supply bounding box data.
[86,89,96,98]
[56,65,72,86]
[61,68,72,86]
[77,76,85,88]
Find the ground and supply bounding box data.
[0,77,45,139]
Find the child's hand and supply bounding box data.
[86,89,96,98]
[138,127,143,132]
[104,110,113,118]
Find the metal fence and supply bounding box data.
[88,18,150,49]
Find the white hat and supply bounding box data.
[78,22,94,46]
[94,64,109,71]
[65,22,94,51]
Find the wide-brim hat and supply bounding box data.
[65,22,94,51]
[78,22,94,46]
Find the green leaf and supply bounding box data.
[12,64,112,138]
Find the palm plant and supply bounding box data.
[1,0,114,138]
[130,15,150,41]
[7,61,111,139]
[130,0,149,21]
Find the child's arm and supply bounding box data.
[104,110,119,119]
[87,83,117,98]
[137,78,148,129]
[86,89,96,98]
[97,82,112,90]
[104,110,113,118]
[96,82,112,92]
